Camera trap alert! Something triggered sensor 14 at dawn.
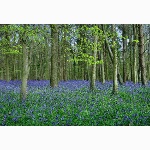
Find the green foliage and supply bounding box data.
[132,39,139,43]
[69,52,103,65]
[2,45,22,55]
[1,81,150,126]
[3,50,21,55]
[120,35,128,40]
[70,25,106,66]
[111,41,117,48]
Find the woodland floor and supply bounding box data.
[0,80,150,126]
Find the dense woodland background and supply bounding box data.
[0,24,150,100]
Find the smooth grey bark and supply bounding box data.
[133,24,138,83]
[112,24,118,94]
[100,48,105,84]
[90,31,98,90]
[138,24,147,85]
[20,25,30,100]
[98,24,105,83]
[50,24,59,87]
[20,43,29,100]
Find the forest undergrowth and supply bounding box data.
[0,80,150,126]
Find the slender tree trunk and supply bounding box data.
[100,48,105,84]
[45,49,49,80]
[147,36,150,80]
[104,43,108,80]
[5,32,10,82]
[63,52,67,81]
[112,24,118,94]
[58,33,61,81]
[129,27,133,81]
[133,24,138,83]
[73,55,76,80]
[35,57,38,80]
[5,55,10,82]
[90,31,98,90]
[20,43,29,100]
[59,44,64,81]
[145,29,150,81]
[13,55,17,80]
[86,63,89,81]
[122,24,127,83]
[0,67,4,80]
[97,50,101,81]
[138,24,147,85]
[62,27,68,81]
[50,24,59,87]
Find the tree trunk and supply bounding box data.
[0,67,4,80]
[104,43,108,80]
[90,31,98,90]
[133,24,138,83]
[50,24,59,87]
[5,55,10,82]
[129,27,133,81]
[147,35,150,80]
[62,27,68,81]
[63,52,67,81]
[112,24,118,94]
[122,24,127,83]
[100,47,105,84]
[20,43,29,100]
[138,24,147,86]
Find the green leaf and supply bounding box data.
[132,40,139,43]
